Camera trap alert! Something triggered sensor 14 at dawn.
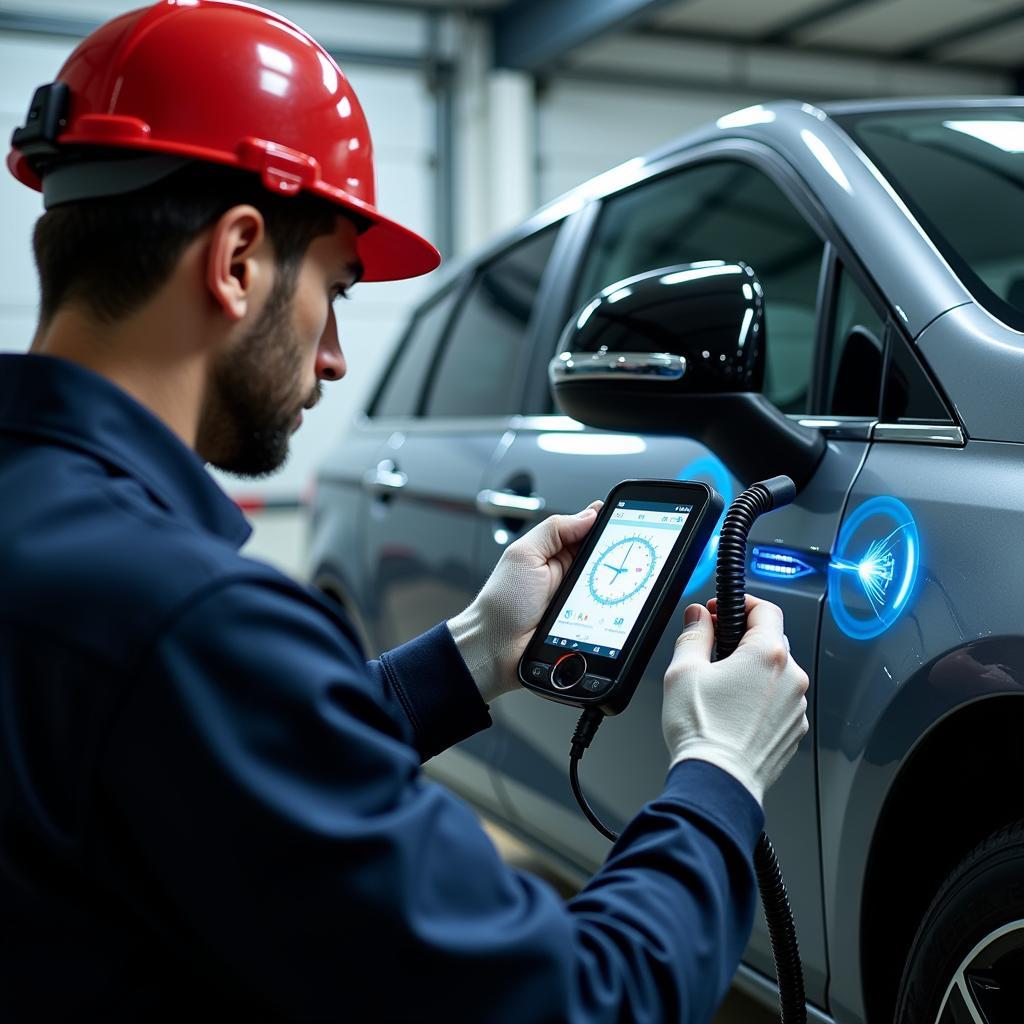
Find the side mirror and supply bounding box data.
[549,261,825,488]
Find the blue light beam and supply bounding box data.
[828,496,920,640]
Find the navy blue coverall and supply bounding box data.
[0,353,763,1022]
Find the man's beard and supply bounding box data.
[197,277,320,478]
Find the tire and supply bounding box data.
[894,819,1024,1024]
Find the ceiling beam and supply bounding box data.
[899,6,1024,60]
[493,0,679,72]
[631,25,1014,78]
[760,0,874,45]
[0,11,100,39]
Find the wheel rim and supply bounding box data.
[935,919,1024,1023]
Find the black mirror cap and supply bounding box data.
[550,261,825,489]
[556,261,766,395]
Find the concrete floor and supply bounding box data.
[247,508,777,1023]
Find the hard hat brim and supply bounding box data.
[323,184,441,283]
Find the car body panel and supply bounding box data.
[356,417,520,818]
[818,437,1024,1022]
[917,302,1024,442]
[308,428,381,649]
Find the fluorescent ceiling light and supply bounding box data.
[943,120,1024,154]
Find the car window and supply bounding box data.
[882,333,952,424]
[424,226,558,418]
[836,107,1024,333]
[574,160,825,414]
[826,266,886,417]
[371,288,459,418]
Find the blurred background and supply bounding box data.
[1,0,1019,524]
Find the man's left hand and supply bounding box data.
[447,501,602,704]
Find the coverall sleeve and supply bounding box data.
[101,575,764,1024]
[363,619,493,761]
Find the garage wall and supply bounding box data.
[535,35,1012,207]
[0,32,75,360]
[537,80,763,205]
[0,0,442,503]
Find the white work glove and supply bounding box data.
[662,595,809,807]
[447,501,602,704]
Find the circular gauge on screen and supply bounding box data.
[588,536,658,606]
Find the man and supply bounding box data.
[0,2,809,1021]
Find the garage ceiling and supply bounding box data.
[417,0,1024,78]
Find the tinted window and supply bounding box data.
[425,227,558,418]
[826,266,885,417]
[372,289,459,418]
[575,161,825,413]
[882,335,952,424]
[838,108,1024,332]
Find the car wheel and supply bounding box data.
[895,820,1024,1024]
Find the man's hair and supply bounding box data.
[32,158,368,323]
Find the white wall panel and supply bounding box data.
[0,33,78,350]
[537,78,760,205]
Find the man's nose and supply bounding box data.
[317,307,347,382]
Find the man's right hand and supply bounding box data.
[661,595,809,807]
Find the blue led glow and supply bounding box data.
[828,496,920,640]
[751,547,816,581]
[677,454,733,593]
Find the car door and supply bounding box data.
[309,283,463,649]
[479,150,888,1006]
[358,225,561,811]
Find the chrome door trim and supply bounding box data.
[476,489,546,520]
[362,459,408,494]
[795,416,876,441]
[872,423,965,446]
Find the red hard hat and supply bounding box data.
[6,0,440,282]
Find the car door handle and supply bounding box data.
[476,489,546,520]
[363,459,408,495]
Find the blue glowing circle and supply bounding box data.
[588,535,658,606]
[677,454,733,593]
[828,495,920,640]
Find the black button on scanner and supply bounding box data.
[581,674,612,696]
[551,652,587,690]
[525,661,549,684]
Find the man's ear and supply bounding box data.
[205,205,267,322]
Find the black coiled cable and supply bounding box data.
[567,477,807,1023]
[714,478,806,1024]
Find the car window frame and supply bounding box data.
[814,242,958,427]
[365,276,471,422]
[414,218,567,424]
[812,242,892,419]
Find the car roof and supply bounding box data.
[434,97,1011,284]
[820,95,1024,117]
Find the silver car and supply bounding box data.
[309,98,1024,1024]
